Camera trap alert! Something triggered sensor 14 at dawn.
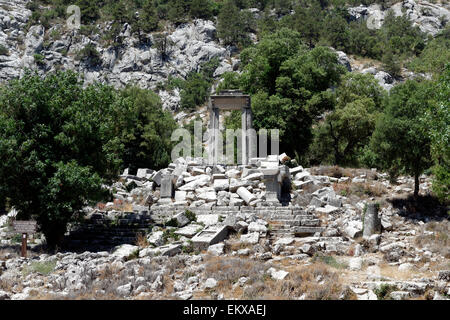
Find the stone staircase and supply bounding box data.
[64,206,324,249]
[261,209,324,238]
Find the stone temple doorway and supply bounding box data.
[207,90,253,165]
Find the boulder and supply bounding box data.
[268,267,289,280]
[112,244,139,260]
[204,278,218,289]
[207,243,224,256]
[240,232,259,244]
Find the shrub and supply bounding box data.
[311,253,348,269]
[185,210,197,222]
[374,284,398,300]
[0,44,9,56]
[33,53,45,65]
[76,43,102,67]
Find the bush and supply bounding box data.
[374,284,398,300]
[76,43,102,67]
[185,210,197,222]
[0,44,9,56]
[33,53,45,65]
[409,31,450,77]
[117,86,177,172]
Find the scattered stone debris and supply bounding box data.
[0,157,448,300]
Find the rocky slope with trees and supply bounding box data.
[0,0,448,300]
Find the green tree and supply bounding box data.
[76,0,100,24]
[0,71,122,247]
[118,86,178,172]
[189,0,214,19]
[217,0,252,48]
[310,73,386,165]
[138,0,160,33]
[291,1,324,48]
[370,79,434,197]
[222,28,346,157]
[424,64,450,202]
[409,29,450,77]
[321,11,350,51]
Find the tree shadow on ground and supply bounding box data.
[387,194,449,222]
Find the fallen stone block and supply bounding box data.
[213,179,229,191]
[192,225,229,250]
[197,214,220,226]
[293,227,324,237]
[175,191,187,202]
[390,291,410,300]
[147,231,164,246]
[175,224,204,238]
[315,205,340,214]
[112,244,139,261]
[290,166,304,175]
[268,267,289,280]
[197,191,217,202]
[237,187,257,205]
[344,225,363,239]
[349,257,363,270]
[248,221,268,234]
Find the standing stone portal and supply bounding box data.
[208,90,252,165]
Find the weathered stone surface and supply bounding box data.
[204,278,218,289]
[207,243,224,256]
[363,203,381,238]
[237,187,257,205]
[175,224,203,238]
[192,225,229,249]
[268,267,289,280]
[240,232,259,244]
[112,244,139,260]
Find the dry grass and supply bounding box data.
[135,232,149,248]
[204,256,268,289]
[414,220,450,258]
[242,262,352,300]
[202,255,351,300]
[309,166,379,180]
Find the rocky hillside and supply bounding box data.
[348,0,450,35]
[1,0,449,112]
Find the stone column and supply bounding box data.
[363,203,381,238]
[213,107,220,165]
[208,107,220,165]
[241,107,253,165]
[241,108,247,165]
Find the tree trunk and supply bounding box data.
[414,172,420,198]
[43,226,66,250]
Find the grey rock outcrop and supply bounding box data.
[348,0,450,36]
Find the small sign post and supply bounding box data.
[13,221,37,258]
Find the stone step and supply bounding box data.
[293,226,325,236]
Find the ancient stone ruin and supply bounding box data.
[65,92,324,248]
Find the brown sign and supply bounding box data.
[13,220,37,234]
